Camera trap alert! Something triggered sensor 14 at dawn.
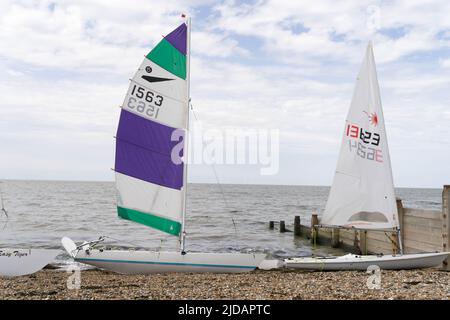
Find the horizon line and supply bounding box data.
[0,178,444,190]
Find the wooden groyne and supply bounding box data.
[269,185,450,270]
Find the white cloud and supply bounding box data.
[193,31,249,57]
[441,58,450,68]
[212,0,450,64]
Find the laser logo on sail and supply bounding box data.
[363,111,379,126]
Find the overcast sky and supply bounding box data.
[0,0,449,188]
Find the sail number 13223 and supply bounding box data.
[346,123,383,163]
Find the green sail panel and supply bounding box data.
[146,39,186,79]
[118,206,182,236]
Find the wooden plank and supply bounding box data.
[403,216,442,229]
[367,245,394,255]
[339,230,355,240]
[366,238,396,252]
[365,236,391,246]
[366,245,392,255]
[403,245,441,254]
[404,213,442,223]
[403,209,441,219]
[403,237,441,248]
[402,221,442,232]
[340,238,355,248]
[340,232,354,239]
[318,229,332,237]
[402,229,443,245]
[365,232,396,242]
[403,238,442,252]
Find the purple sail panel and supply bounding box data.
[115,139,183,190]
[165,23,187,55]
[117,110,184,157]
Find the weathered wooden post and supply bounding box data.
[396,198,405,253]
[353,231,361,254]
[311,214,319,244]
[269,221,274,230]
[442,185,450,270]
[359,230,368,255]
[331,228,340,248]
[311,214,319,227]
[396,198,405,231]
[279,220,286,233]
[294,216,301,236]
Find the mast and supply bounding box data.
[180,16,191,253]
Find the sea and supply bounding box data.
[0,180,443,269]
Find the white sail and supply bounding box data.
[115,22,188,236]
[321,42,398,230]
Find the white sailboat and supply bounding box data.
[285,42,448,270]
[62,17,266,274]
[0,184,60,277]
[0,248,61,277]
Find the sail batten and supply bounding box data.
[115,23,188,236]
[321,42,398,230]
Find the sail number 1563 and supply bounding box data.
[127,84,164,119]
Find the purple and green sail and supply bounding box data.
[115,23,188,236]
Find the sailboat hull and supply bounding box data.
[73,249,266,274]
[284,252,449,271]
[0,248,60,277]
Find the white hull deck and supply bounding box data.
[73,250,266,274]
[0,248,60,277]
[284,252,449,271]
[63,236,266,274]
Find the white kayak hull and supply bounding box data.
[62,237,266,274]
[0,248,60,277]
[284,252,450,271]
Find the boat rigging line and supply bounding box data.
[190,102,238,237]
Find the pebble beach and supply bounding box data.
[1,268,449,300]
